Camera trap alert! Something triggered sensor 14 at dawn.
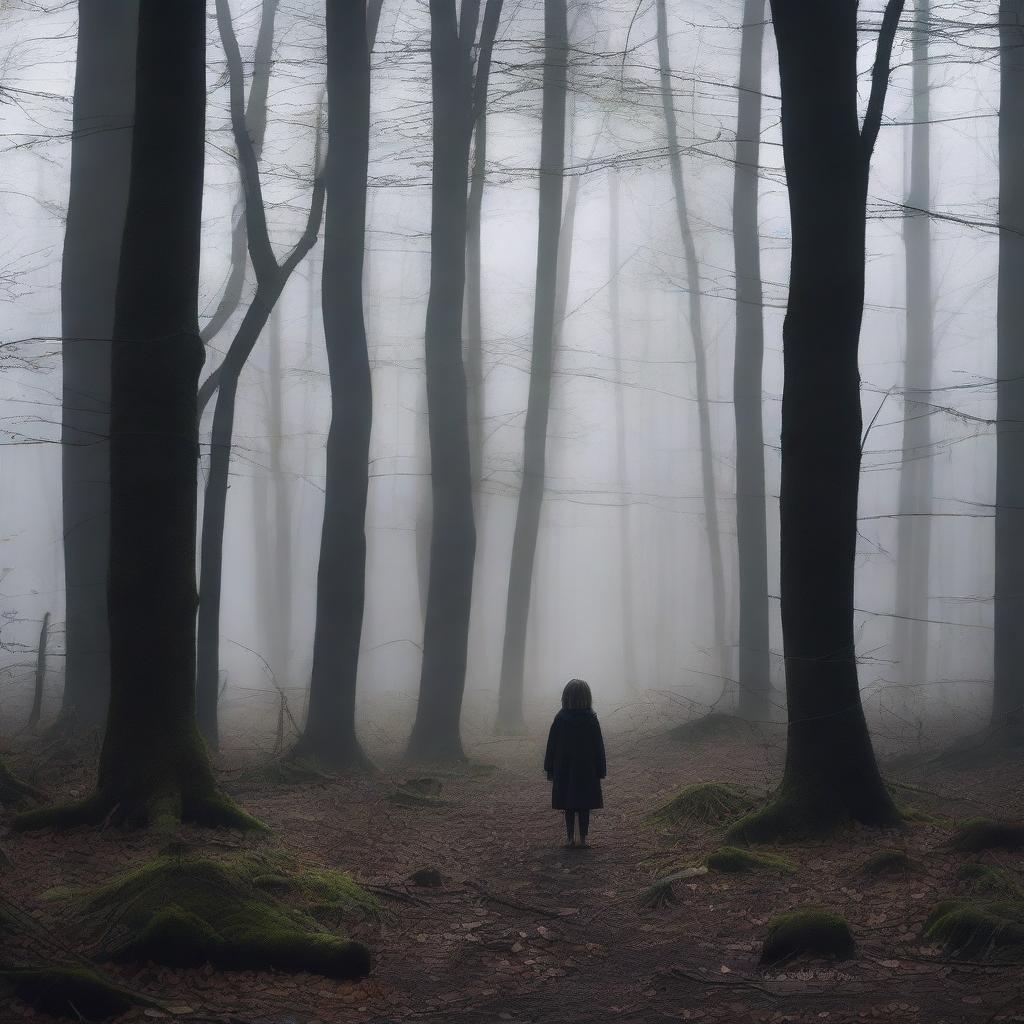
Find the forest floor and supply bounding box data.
[2,699,1023,1023]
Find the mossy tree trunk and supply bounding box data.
[407,0,504,762]
[732,0,771,722]
[495,0,568,735]
[294,0,373,770]
[58,0,137,734]
[737,0,904,839]
[16,0,254,832]
[993,1,1024,738]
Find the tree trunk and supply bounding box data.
[267,308,292,690]
[17,0,256,831]
[59,0,137,732]
[494,0,568,735]
[609,169,639,694]
[893,0,933,710]
[27,613,50,732]
[994,0,1024,734]
[195,0,325,747]
[732,0,771,722]
[655,0,728,692]
[294,0,373,770]
[406,0,490,762]
[732,0,902,841]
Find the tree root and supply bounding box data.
[0,757,46,810]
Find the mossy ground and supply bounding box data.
[760,908,855,965]
[705,845,796,874]
[924,900,1024,956]
[858,848,919,876]
[1,967,153,1020]
[48,851,374,978]
[949,818,1024,852]
[647,782,758,828]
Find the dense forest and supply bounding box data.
[0,1,1022,1021]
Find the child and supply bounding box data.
[543,678,607,849]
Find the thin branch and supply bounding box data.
[861,0,907,160]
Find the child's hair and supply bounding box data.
[561,678,593,710]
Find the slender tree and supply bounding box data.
[993,0,1024,737]
[495,0,569,734]
[732,0,771,721]
[293,0,374,769]
[732,0,904,840]
[58,0,137,732]
[18,0,255,830]
[609,168,639,693]
[196,0,325,747]
[893,0,934,707]
[407,0,504,761]
[655,0,728,691]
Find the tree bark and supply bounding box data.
[893,0,933,708]
[27,613,50,732]
[732,0,771,722]
[18,0,256,831]
[196,0,325,747]
[58,0,137,732]
[406,0,497,762]
[993,0,1024,734]
[732,0,903,840]
[655,0,728,692]
[494,0,568,734]
[294,0,373,769]
[609,168,639,693]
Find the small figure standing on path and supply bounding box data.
[544,678,607,849]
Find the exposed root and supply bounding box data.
[0,757,46,811]
[949,818,1024,853]
[705,846,796,875]
[925,900,1024,957]
[648,782,758,828]
[1,966,152,1020]
[637,866,708,909]
[760,908,855,965]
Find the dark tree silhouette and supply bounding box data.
[733,0,904,840]
[993,0,1024,737]
[58,0,136,732]
[18,0,255,830]
[732,0,771,722]
[893,0,934,707]
[196,0,325,747]
[655,0,728,690]
[293,0,375,770]
[407,0,503,761]
[495,0,568,735]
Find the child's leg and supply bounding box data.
[564,810,575,844]
[578,809,590,843]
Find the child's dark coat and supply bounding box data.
[543,707,607,810]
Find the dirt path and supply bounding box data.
[2,717,1023,1023]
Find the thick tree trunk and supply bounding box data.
[609,168,638,693]
[732,0,771,722]
[495,0,568,734]
[59,0,136,732]
[17,0,256,831]
[655,0,728,691]
[893,0,933,706]
[993,0,1024,734]
[406,0,488,762]
[733,0,902,840]
[294,0,373,770]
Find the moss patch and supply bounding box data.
[858,848,918,877]
[950,818,1024,853]
[760,908,855,965]
[956,863,1024,900]
[705,845,796,875]
[648,783,757,828]
[53,852,372,979]
[925,900,1024,957]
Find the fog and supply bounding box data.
[0,0,1002,753]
